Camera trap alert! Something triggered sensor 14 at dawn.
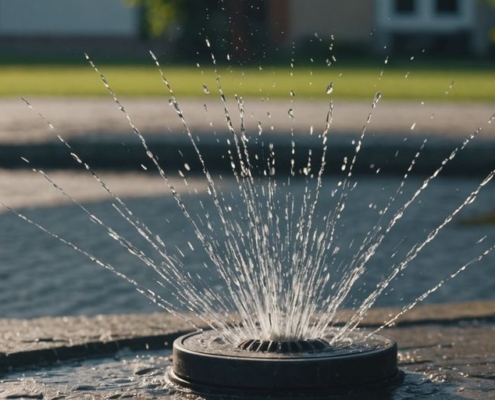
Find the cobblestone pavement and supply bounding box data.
[1,99,495,398]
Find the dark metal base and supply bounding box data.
[168,329,402,397]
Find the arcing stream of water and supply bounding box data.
[5,43,495,349]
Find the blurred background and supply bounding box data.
[0,0,494,98]
[0,0,495,320]
[1,0,495,62]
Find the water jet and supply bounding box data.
[168,329,402,397]
[4,31,495,398]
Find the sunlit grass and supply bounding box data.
[1,64,494,101]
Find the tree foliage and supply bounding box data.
[126,0,191,38]
[126,0,233,60]
[125,0,268,62]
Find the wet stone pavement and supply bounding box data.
[1,98,495,398]
[0,302,494,399]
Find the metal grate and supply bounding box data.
[237,338,331,353]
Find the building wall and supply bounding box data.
[0,0,138,37]
[288,0,374,43]
[374,0,491,55]
[375,0,475,33]
[472,1,494,55]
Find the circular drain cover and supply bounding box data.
[168,329,402,396]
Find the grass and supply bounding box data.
[1,62,494,101]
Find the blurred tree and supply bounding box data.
[127,0,196,39]
[126,0,267,62]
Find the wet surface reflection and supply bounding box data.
[2,343,493,399]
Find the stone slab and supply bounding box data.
[0,301,493,370]
[0,313,192,371]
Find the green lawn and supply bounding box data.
[1,64,494,102]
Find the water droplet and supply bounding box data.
[288,109,294,119]
[202,84,210,94]
[205,38,211,48]
[70,153,83,164]
[326,82,333,94]
[384,56,389,64]
[184,163,191,171]
[410,122,416,130]
[372,92,382,108]
[290,90,295,97]
[89,215,102,225]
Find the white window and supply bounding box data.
[376,0,474,33]
[435,0,459,15]
[394,0,415,15]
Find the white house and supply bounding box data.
[278,0,493,55]
[373,0,492,55]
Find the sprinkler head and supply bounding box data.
[168,329,402,397]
